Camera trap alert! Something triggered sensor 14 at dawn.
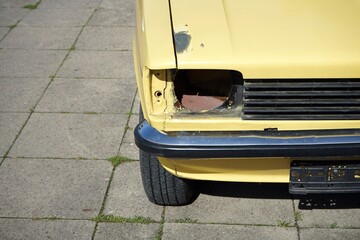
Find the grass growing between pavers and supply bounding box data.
[8,24,17,31]
[124,124,132,131]
[294,211,303,222]
[93,214,156,224]
[23,0,41,10]
[154,229,162,240]
[175,218,198,224]
[330,222,338,229]
[277,220,292,227]
[154,208,165,240]
[107,156,135,167]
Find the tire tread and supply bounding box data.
[139,105,195,206]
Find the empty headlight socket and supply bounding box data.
[173,69,243,112]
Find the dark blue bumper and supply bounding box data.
[134,121,360,159]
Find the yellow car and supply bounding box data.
[133,0,360,205]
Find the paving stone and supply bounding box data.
[0,219,94,240]
[0,8,29,26]
[99,0,134,10]
[300,228,360,240]
[0,49,67,77]
[0,27,81,49]
[0,27,9,39]
[36,78,136,113]
[39,0,102,9]
[0,0,38,8]
[19,8,93,27]
[88,8,135,27]
[94,223,160,240]
[165,194,294,225]
[162,223,298,240]
[0,158,112,218]
[294,199,360,228]
[123,114,137,143]
[0,113,29,157]
[132,92,140,114]
[119,142,139,160]
[104,162,163,221]
[57,51,134,79]
[0,77,50,112]
[9,113,126,159]
[76,27,133,50]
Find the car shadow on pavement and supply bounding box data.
[195,181,360,209]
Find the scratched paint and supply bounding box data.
[174,31,191,53]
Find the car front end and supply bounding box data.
[133,0,360,205]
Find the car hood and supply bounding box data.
[169,0,360,78]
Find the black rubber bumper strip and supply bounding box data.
[134,121,360,159]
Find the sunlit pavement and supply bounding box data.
[0,1,360,239]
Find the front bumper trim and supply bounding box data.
[134,121,360,159]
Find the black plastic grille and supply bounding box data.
[242,79,360,120]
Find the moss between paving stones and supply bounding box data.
[107,156,135,167]
[93,214,156,224]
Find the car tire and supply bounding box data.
[139,107,196,206]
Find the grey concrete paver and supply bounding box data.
[165,194,294,225]
[0,77,50,112]
[39,0,102,9]
[9,113,126,159]
[57,51,134,79]
[132,92,140,114]
[0,158,112,218]
[294,200,360,228]
[162,223,298,240]
[0,27,9,39]
[0,8,29,26]
[36,78,136,113]
[19,8,93,27]
[76,27,133,50]
[99,0,134,10]
[87,8,135,27]
[0,113,29,157]
[0,49,67,77]
[0,219,95,240]
[94,223,160,240]
[119,142,139,160]
[0,0,38,8]
[123,114,137,143]
[0,27,81,49]
[104,162,163,221]
[119,121,138,158]
[300,228,360,240]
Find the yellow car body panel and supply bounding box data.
[134,0,176,70]
[133,0,176,122]
[159,157,291,182]
[171,0,360,79]
[158,157,360,182]
[135,0,360,132]
[133,0,360,183]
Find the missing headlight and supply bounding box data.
[173,70,243,112]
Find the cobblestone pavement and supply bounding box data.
[1,0,360,239]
